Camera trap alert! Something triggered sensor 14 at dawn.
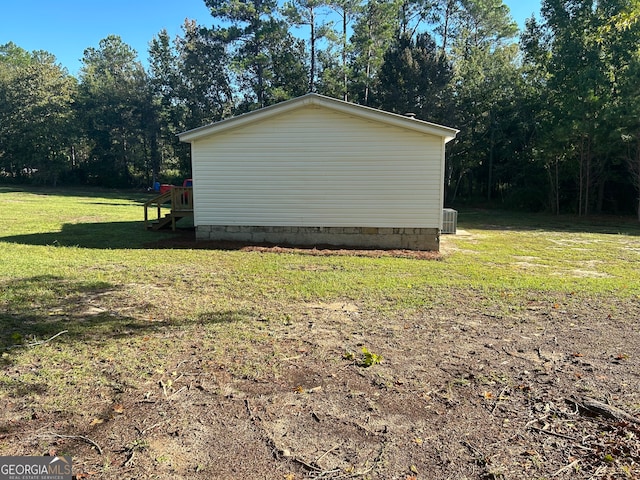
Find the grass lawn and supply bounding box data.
[1,186,639,479]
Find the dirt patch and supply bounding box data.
[565,269,614,278]
[2,293,639,479]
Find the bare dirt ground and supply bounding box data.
[2,239,639,479]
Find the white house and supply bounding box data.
[178,93,458,251]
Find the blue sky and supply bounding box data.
[0,0,541,76]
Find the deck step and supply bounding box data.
[146,212,194,231]
[149,215,173,230]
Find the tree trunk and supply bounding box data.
[487,116,495,201]
[585,136,591,216]
[441,0,455,55]
[364,13,374,105]
[309,10,316,93]
[555,159,560,215]
[546,160,559,214]
[256,62,265,108]
[150,131,160,186]
[342,10,348,101]
[578,135,586,216]
[596,176,606,214]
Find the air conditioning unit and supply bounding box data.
[442,208,458,234]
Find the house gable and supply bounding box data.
[178,93,458,144]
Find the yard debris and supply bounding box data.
[570,396,640,424]
[43,433,103,455]
[552,459,580,476]
[5,330,69,350]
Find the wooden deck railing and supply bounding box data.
[144,187,193,230]
[170,187,193,213]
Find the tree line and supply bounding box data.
[1,0,639,217]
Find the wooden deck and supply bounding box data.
[144,187,193,231]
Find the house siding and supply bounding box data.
[191,105,445,230]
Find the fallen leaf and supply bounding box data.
[89,418,104,426]
[112,404,125,414]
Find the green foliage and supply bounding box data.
[374,32,452,120]
[522,0,640,216]
[77,35,150,187]
[0,44,76,186]
[282,0,332,92]
[360,347,383,367]
[205,0,305,109]
[348,0,397,103]
[10,332,23,346]
[343,348,383,367]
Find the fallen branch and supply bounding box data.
[28,330,68,347]
[571,396,640,424]
[291,455,322,472]
[123,450,135,468]
[307,467,342,479]
[462,441,488,467]
[501,346,542,364]
[6,330,69,350]
[316,445,339,465]
[47,433,103,455]
[491,386,510,414]
[244,399,256,423]
[528,426,577,441]
[169,386,188,398]
[553,459,580,476]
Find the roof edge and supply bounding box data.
[178,93,459,143]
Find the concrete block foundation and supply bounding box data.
[196,225,440,251]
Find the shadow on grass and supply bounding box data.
[0,293,256,441]
[0,276,255,388]
[459,209,640,236]
[1,221,435,255]
[0,185,151,204]
[0,221,187,249]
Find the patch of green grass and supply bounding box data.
[0,187,639,418]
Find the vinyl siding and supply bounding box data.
[191,105,445,229]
